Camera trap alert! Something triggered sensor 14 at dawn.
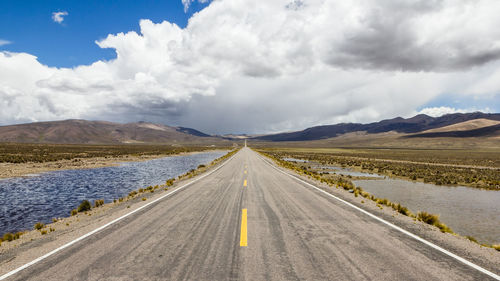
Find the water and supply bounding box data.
[353,178,500,244]
[320,166,384,178]
[0,151,227,235]
[282,157,308,163]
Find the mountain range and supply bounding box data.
[253,112,500,141]
[0,112,499,144]
[0,120,219,144]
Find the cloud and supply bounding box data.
[182,0,209,12]
[1,0,500,133]
[0,39,11,46]
[52,11,68,24]
[417,106,492,117]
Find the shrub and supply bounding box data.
[40,230,47,235]
[34,222,45,230]
[71,209,78,216]
[142,197,147,201]
[94,199,104,207]
[77,200,91,212]
[493,245,500,251]
[198,164,206,169]
[3,232,14,242]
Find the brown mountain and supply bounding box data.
[0,120,219,144]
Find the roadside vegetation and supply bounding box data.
[256,148,500,251]
[0,143,225,164]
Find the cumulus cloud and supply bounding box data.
[0,39,11,46]
[1,0,500,133]
[52,11,68,24]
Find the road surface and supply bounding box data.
[4,148,499,280]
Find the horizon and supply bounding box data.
[1,1,500,134]
[1,111,498,136]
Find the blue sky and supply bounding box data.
[0,0,499,133]
[0,0,209,67]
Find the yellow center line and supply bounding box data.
[240,209,247,247]
[244,170,247,174]
[243,179,247,187]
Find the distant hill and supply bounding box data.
[254,112,500,142]
[176,127,211,137]
[0,120,219,144]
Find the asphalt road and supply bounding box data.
[6,148,499,280]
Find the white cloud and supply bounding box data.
[52,11,68,24]
[0,39,11,46]
[1,0,500,133]
[417,106,492,117]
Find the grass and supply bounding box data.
[34,222,45,230]
[77,200,92,212]
[0,143,227,164]
[93,199,104,207]
[257,147,500,189]
[416,212,453,233]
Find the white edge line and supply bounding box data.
[0,151,238,280]
[256,152,500,281]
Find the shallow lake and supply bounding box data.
[353,178,500,245]
[0,151,227,235]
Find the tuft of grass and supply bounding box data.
[129,191,138,197]
[417,212,439,225]
[94,199,104,207]
[34,222,45,230]
[94,199,104,208]
[142,197,147,201]
[493,245,500,251]
[166,178,175,186]
[417,211,453,233]
[77,200,91,212]
[71,209,78,216]
[40,230,47,235]
[52,218,58,223]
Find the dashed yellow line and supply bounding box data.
[240,209,247,247]
[243,179,247,187]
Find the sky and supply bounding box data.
[1,0,499,134]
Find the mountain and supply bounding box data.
[0,120,219,144]
[176,127,211,137]
[254,112,500,142]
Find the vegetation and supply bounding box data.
[34,222,45,230]
[257,148,500,190]
[93,199,104,208]
[77,200,92,212]
[0,143,228,164]
[417,212,453,233]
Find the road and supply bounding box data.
[4,148,499,280]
